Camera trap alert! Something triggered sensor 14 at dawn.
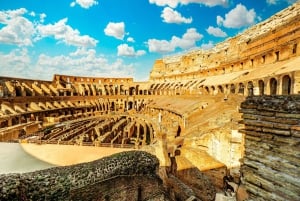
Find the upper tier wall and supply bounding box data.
[149,2,300,80]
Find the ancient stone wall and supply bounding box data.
[240,95,300,200]
[150,2,300,81]
[0,151,169,201]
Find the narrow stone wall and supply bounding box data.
[0,151,170,201]
[240,95,300,201]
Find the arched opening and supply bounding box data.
[247,81,254,96]
[258,80,265,95]
[120,85,125,95]
[15,86,22,96]
[238,83,245,94]
[110,102,115,111]
[128,101,133,110]
[204,86,210,94]
[218,85,224,93]
[211,86,216,95]
[270,78,277,95]
[282,75,291,95]
[129,87,135,96]
[230,84,235,94]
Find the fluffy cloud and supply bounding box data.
[0,8,35,46]
[161,7,192,24]
[0,48,32,78]
[149,0,228,8]
[39,13,46,23]
[127,37,135,43]
[36,53,134,79]
[104,22,125,40]
[0,47,134,80]
[201,41,214,50]
[206,26,227,37]
[117,44,146,57]
[266,0,297,5]
[70,0,98,9]
[148,28,203,53]
[217,4,256,28]
[37,18,98,47]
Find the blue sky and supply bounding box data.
[0,0,297,81]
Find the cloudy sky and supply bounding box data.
[0,0,297,81]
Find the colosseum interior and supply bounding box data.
[0,2,299,201]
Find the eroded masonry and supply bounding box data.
[0,2,300,201]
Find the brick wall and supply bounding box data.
[240,95,300,200]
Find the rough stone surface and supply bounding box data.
[240,95,300,201]
[0,151,171,201]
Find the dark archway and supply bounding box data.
[238,83,244,94]
[282,75,291,95]
[204,86,209,94]
[230,84,235,94]
[247,81,254,96]
[218,85,224,93]
[270,78,277,95]
[129,87,135,96]
[258,80,264,95]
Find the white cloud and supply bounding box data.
[201,41,214,50]
[266,0,277,4]
[149,0,229,8]
[117,44,146,57]
[0,8,35,46]
[69,48,96,57]
[0,48,135,80]
[127,37,135,43]
[39,13,46,23]
[29,11,35,17]
[37,18,98,47]
[206,26,227,37]
[0,48,31,77]
[104,22,125,40]
[36,53,134,79]
[161,7,192,24]
[70,0,98,9]
[147,28,203,53]
[217,4,256,28]
[266,0,297,5]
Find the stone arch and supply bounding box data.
[110,102,115,111]
[211,86,216,95]
[238,83,245,95]
[204,86,210,94]
[129,87,135,96]
[230,84,235,94]
[15,85,22,96]
[128,101,134,110]
[270,77,277,95]
[258,80,265,95]
[282,75,291,95]
[218,85,224,93]
[135,85,139,95]
[247,81,254,96]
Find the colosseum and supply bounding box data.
[0,2,299,201]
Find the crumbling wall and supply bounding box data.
[240,95,300,200]
[0,151,170,201]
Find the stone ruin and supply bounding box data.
[0,1,300,201]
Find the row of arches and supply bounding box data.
[150,74,294,97]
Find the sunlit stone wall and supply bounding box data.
[240,95,300,200]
